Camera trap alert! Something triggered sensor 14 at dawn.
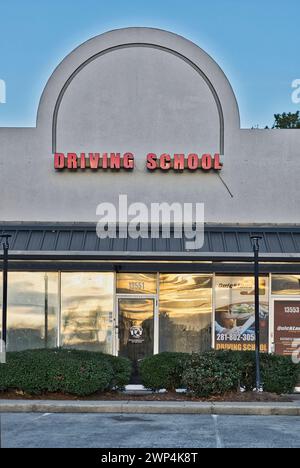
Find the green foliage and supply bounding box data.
[1,348,297,398]
[273,111,300,129]
[139,352,190,391]
[260,353,299,394]
[208,350,256,391]
[103,354,133,390]
[0,349,132,396]
[215,351,299,394]
[139,351,299,396]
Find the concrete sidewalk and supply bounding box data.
[1,399,300,416]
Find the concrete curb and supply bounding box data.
[1,400,300,416]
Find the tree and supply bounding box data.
[273,111,300,129]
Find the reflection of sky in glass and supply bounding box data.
[160,274,212,320]
[159,275,212,354]
[215,276,268,310]
[4,272,59,351]
[272,275,300,295]
[119,299,154,326]
[61,273,114,353]
[7,273,58,326]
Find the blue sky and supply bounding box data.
[0,0,299,128]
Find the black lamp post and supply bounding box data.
[44,273,49,348]
[0,234,11,450]
[250,235,263,392]
[1,234,12,363]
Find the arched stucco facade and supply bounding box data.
[0,28,300,361]
[0,27,299,224]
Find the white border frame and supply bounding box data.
[269,272,300,354]
[270,294,300,355]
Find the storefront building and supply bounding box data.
[0,28,300,366]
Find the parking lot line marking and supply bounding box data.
[33,413,51,421]
[212,414,223,449]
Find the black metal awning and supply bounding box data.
[1,223,300,263]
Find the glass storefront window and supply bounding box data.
[214,276,269,352]
[0,272,2,343]
[159,274,212,353]
[4,272,59,352]
[61,272,114,353]
[117,273,157,295]
[272,275,300,295]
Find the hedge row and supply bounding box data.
[138,352,190,391]
[139,351,299,396]
[1,349,298,398]
[0,349,132,396]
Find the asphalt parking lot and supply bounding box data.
[1,413,300,448]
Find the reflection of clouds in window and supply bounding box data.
[160,274,212,319]
[61,273,114,353]
[63,294,112,310]
[160,274,212,295]
[272,275,300,295]
[7,272,59,351]
[159,274,212,353]
[215,277,268,310]
[119,299,153,323]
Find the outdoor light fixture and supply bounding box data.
[250,235,263,392]
[0,233,12,364]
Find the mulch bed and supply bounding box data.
[0,390,294,402]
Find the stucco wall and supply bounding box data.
[0,28,299,224]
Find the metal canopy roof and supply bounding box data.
[1,224,300,262]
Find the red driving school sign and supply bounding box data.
[53,152,223,172]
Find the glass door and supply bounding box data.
[118,297,155,383]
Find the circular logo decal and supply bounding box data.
[130,326,143,339]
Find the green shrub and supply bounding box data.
[104,354,133,390]
[0,349,51,394]
[139,352,190,391]
[0,349,132,396]
[182,352,241,398]
[208,351,255,391]
[214,351,299,394]
[260,353,299,394]
[139,350,299,396]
